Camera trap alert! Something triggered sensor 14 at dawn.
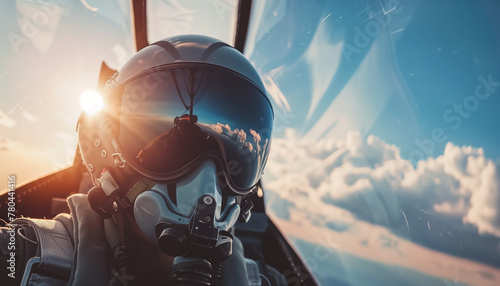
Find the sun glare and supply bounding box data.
[80,89,104,114]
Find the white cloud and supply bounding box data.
[264,130,500,238]
[22,110,38,122]
[399,142,500,239]
[0,110,16,128]
[464,161,500,237]
[400,144,481,209]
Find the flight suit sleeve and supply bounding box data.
[0,224,35,286]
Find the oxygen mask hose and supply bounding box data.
[172,257,212,286]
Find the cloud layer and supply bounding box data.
[0,110,16,128]
[264,130,500,239]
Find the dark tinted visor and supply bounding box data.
[108,64,273,191]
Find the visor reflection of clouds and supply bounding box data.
[106,64,273,193]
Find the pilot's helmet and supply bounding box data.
[76,35,273,227]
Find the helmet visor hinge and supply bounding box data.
[112,153,127,168]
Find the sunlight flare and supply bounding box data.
[80,89,103,114]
